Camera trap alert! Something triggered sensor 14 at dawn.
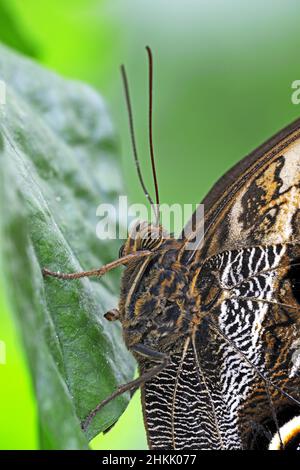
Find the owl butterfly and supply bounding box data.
[43,47,300,450]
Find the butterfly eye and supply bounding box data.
[119,244,125,258]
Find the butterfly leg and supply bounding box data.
[42,251,151,280]
[81,352,169,432]
[92,346,167,433]
[131,343,167,362]
[102,386,139,435]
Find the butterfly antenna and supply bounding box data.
[120,64,155,207]
[146,46,160,225]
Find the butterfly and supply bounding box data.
[43,47,300,450]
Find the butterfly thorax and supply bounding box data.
[118,222,203,357]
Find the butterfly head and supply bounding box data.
[120,220,169,256]
[108,220,192,358]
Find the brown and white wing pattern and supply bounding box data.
[142,119,300,449]
[197,242,300,448]
[141,338,243,450]
[142,242,300,449]
[191,119,300,259]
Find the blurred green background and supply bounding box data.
[1,0,300,450]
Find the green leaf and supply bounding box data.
[0,44,135,449]
[0,1,38,58]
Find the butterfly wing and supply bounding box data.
[196,242,300,449]
[142,119,300,449]
[184,117,300,258]
[141,337,242,450]
[141,329,262,450]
